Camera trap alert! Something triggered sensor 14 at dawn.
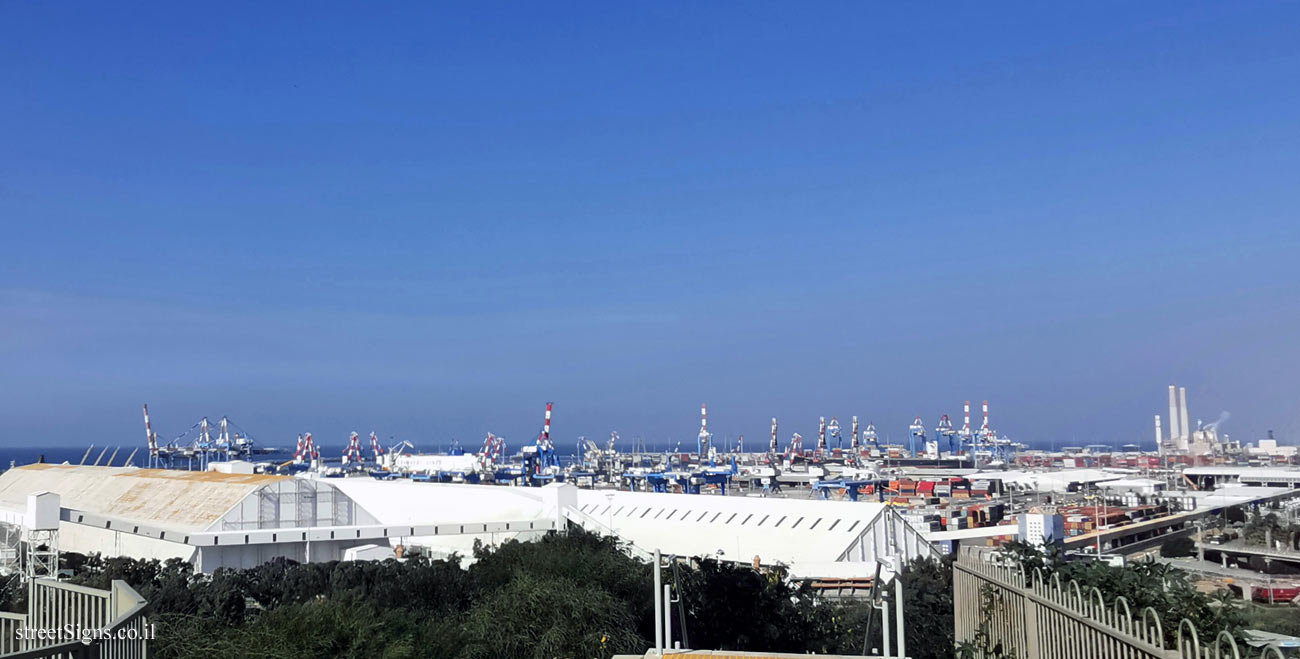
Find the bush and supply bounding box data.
[51,528,917,659]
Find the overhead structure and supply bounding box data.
[817,417,828,453]
[769,418,779,454]
[850,416,860,450]
[369,432,385,461]
[827,417,843,450]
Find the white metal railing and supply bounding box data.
[0,579,149,659]
[953,547,1286,659]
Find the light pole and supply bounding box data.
[1195,522,1205,569]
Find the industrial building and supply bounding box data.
[0,464,931,578]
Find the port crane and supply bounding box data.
[520,402,559,481]
[784,433,804,461]
[769,418,778,454]
[850,416,860,451]
[935,414,957,455]
[342,432,363,467]
[862,422,880,453]
[908,416,926,457]
[286,432,320,470]
[142,404,159,468]
[141,406,263,470]
[827,417,843,450]
[959,401,974,455]
[697,404,712,460]
[477,433,507,472]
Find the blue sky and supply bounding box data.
[2,2,1298,451]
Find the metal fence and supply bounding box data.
[953,547,1285,659]
[0,579,149,659]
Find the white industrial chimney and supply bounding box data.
[1178,387,1191,450]
[1168,385,1181,445]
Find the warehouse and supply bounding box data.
[0,464,929,577]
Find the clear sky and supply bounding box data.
[2,2,1298,451]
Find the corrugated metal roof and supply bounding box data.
[0,464,288,532]
[572,490,887,565]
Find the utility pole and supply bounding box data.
[654,549,663,655]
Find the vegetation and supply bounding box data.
[19,532,1271,657]
[7,530,958,659]
[1242,508,1300,550]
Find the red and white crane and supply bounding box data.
[343,432,363,466]
[697,404,711,457]
[979,400,994,443]
[541,402,554,452]
[959,401,973,447]
[785,432,804,460]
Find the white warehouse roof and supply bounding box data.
[0,464,289,531]
[569,489,933,575]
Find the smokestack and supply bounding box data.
[1178,387,1190,444]
[1154,415,1163,449]
[1168,385,1181,442]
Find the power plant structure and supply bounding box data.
[1156,384,1237,458]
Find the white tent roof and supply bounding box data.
[327,479,547,526]
[571,490,890,566]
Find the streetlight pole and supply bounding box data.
[654,549,663,655]
[894,556,906,659]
